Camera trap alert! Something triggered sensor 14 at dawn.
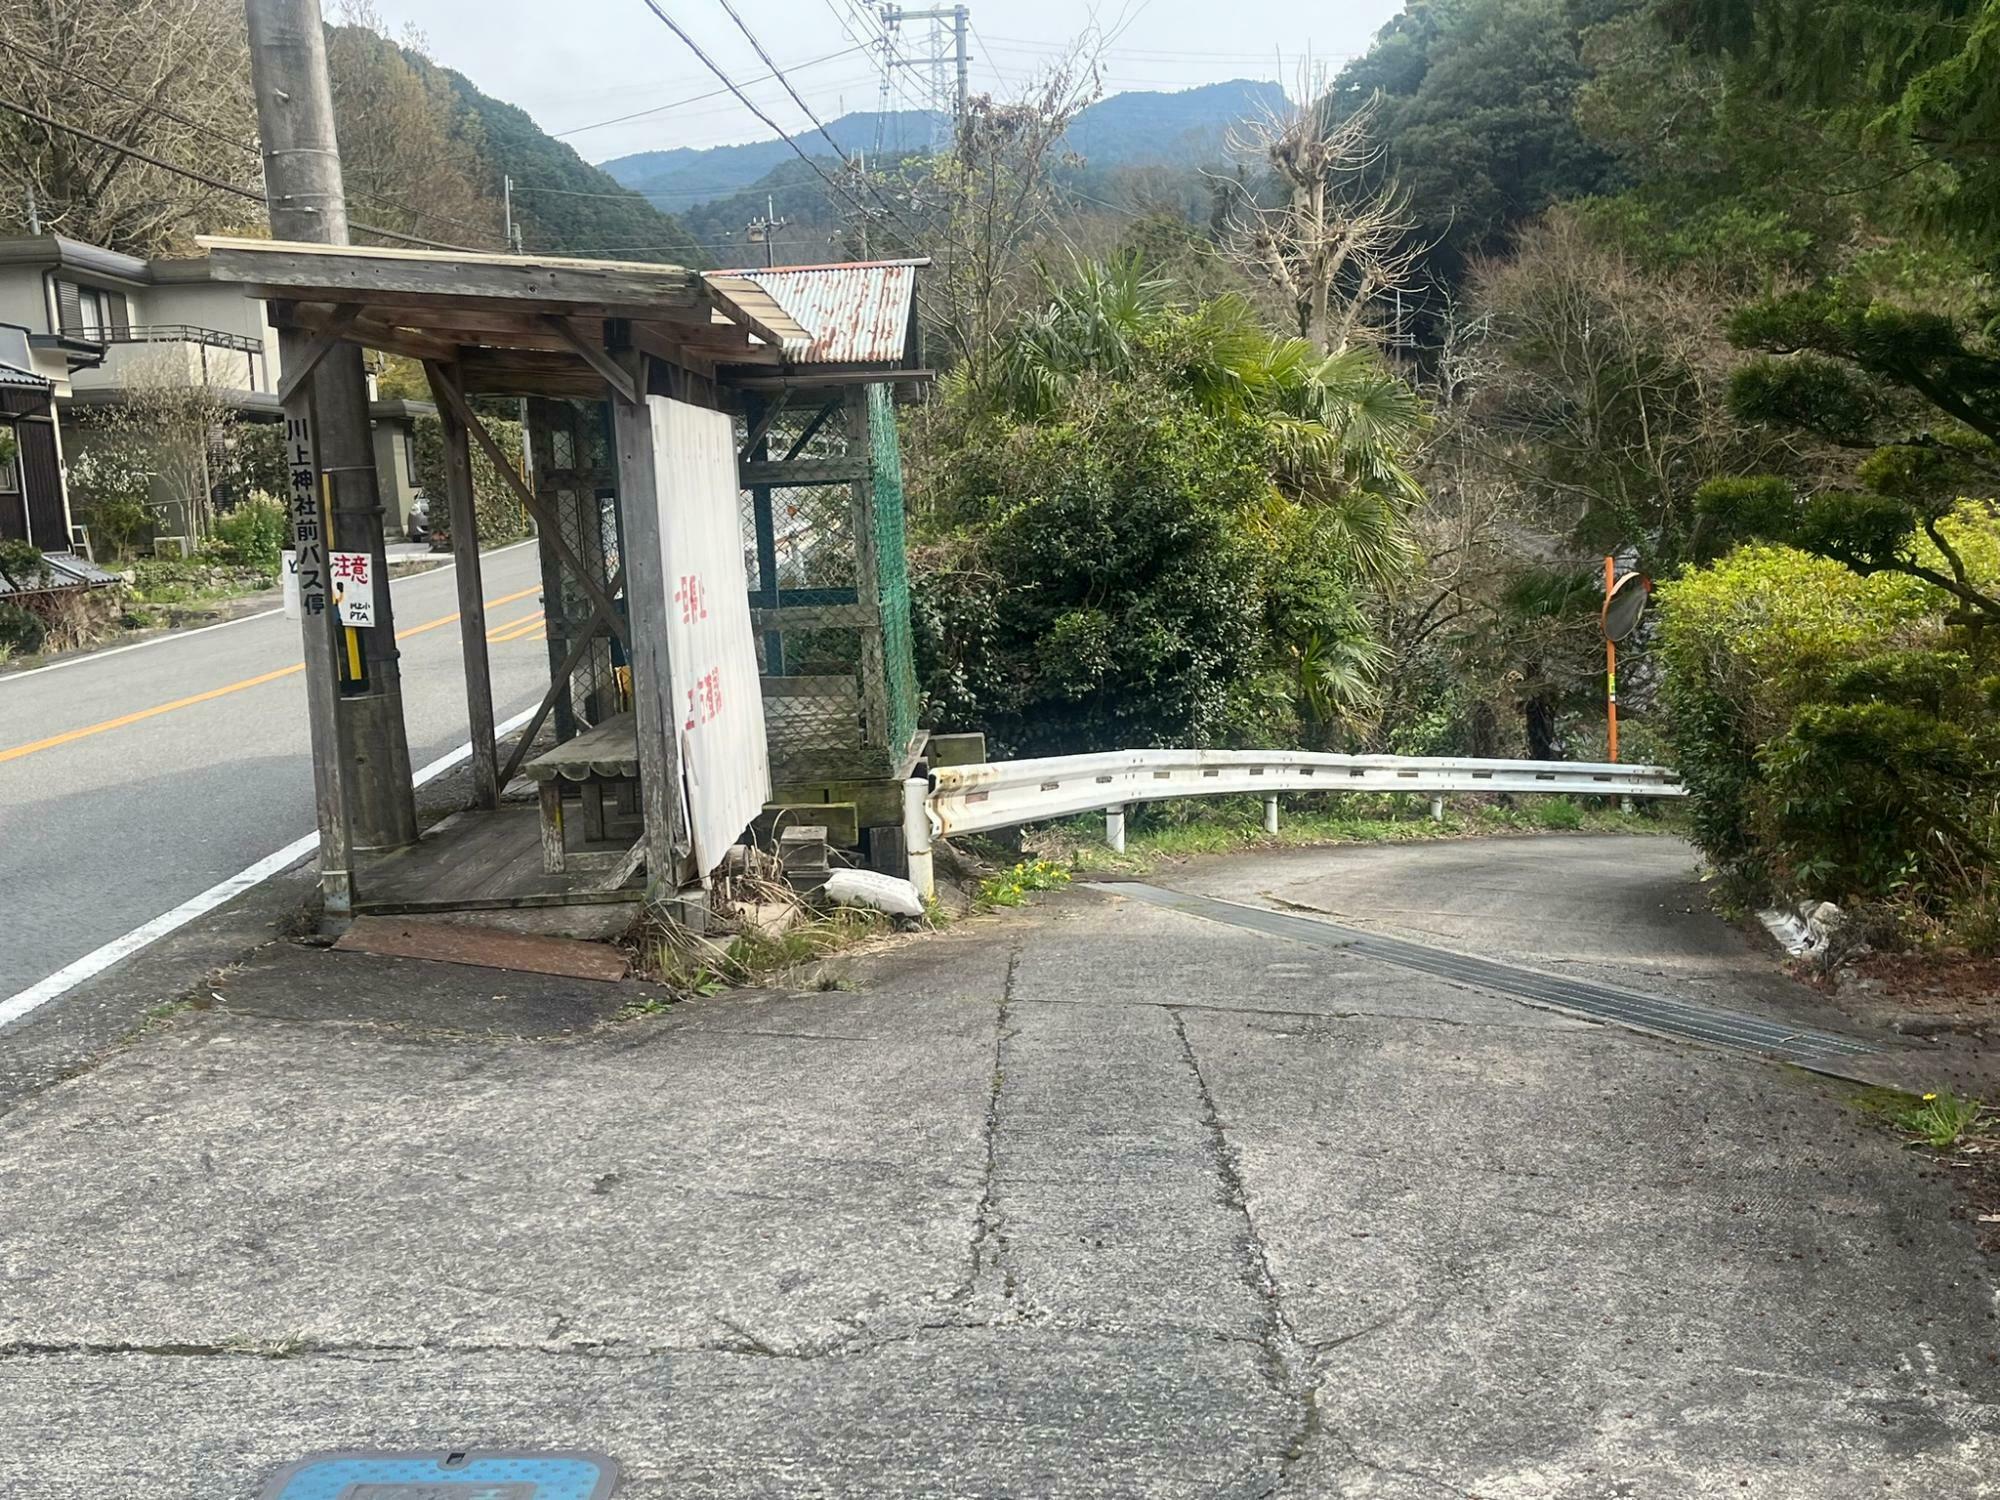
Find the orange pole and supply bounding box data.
[1604,554,1619,763]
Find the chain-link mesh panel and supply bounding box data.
[732,390,918,783]
[868,383,919,763]
[528,399,619,740]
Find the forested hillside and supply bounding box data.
[0,1,705,265]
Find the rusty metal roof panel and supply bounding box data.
[708,259,924,366]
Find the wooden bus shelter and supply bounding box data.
[201,238,933,927]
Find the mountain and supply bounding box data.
[600,80,1287,212]
[429,64,707,266]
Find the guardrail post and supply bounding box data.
[903,776,934,902]
[1262,796,1279,835]
[1105,804,1126,854]
[1429,796,1444,823]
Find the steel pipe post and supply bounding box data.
[1105,805,1126,854]
[1430,796,1444,822]
[904,776,935,902]
[1262,796,1279,835]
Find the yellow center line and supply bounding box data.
[0,582,544,765]
[486,612,548,645]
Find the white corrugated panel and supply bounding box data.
[650,396,772,875]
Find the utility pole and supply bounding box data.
[26,183,40,236]
[245,0,419,916]
[747,195,789,268]
[503,173,514,251]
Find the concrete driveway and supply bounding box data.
[0,835,1993,1497]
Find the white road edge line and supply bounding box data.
[0,538,538,684]
[0,703,540,1030]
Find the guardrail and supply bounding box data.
[901,749,1684,899]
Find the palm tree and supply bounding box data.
[986,253,1430,590]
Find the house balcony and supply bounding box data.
[67,325,271,401]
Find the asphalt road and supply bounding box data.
[0,541,551,1002]
[0,836,1993,1495]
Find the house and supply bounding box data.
[0,235,433,556]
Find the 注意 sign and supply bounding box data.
[331,549,378,627]
[649,396,771,874]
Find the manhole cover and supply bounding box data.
[262,1451,618,1500]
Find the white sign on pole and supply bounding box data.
[330,550,377,628]
[281,549,300,620]
[650,396,772,874]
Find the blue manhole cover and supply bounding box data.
[262,1451,619,1500]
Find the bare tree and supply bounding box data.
[853,48,1102,388]
[1225,85,1425,355]
[0,0,259,255]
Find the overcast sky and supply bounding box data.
[365,0,1407,165]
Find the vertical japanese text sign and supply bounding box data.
[286,413,327,619]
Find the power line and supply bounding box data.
[633,0,924,246]
[711,0,864,166]
[0,93,476,252]
[551,41,869,139]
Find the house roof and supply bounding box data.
[193,236,824,399]
[0,234,151,285]
[706,260,925,367]
[0,326,53,391]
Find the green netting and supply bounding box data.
[869,382,920,763]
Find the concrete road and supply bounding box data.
[0,836,1992,1496]
[0,541,550,1001]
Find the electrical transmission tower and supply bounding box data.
[878,4,968,153]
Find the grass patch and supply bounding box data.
[976,858,1071,908]
[1889,1089,1989,1150]
[1027,794,1673,875]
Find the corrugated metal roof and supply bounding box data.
[705,259,923,366]
[0,551,120,598]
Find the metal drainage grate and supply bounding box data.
[262,1451,619,1500]
[1102,883,1875,1068]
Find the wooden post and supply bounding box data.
[426,360,499,808]
[845,387,889,750]
[609,361,691,891]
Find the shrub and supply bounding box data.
[0,600,45,657]
[209,496,289,574]
[1656,519,2000,920]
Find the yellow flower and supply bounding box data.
[1922,1093,1938,1101]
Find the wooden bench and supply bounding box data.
[522,711,640,874]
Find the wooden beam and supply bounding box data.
[737,388,790,464]
[846,386,890,750]
[497,576,625,790]
[274,302,362,404]
[279,302,461,363]
[738,456,870,487]
[425,358,500,809]
[782,400,841,462]
[610,360,695,889]
[544,316,638,404]
[425,359,629,646]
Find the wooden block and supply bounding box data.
[334,915,630,982]
[759,802,860,847]
[928,732,987,768]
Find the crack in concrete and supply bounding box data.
[1168,1010,1321,1496]
[953,952,1019,1311]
